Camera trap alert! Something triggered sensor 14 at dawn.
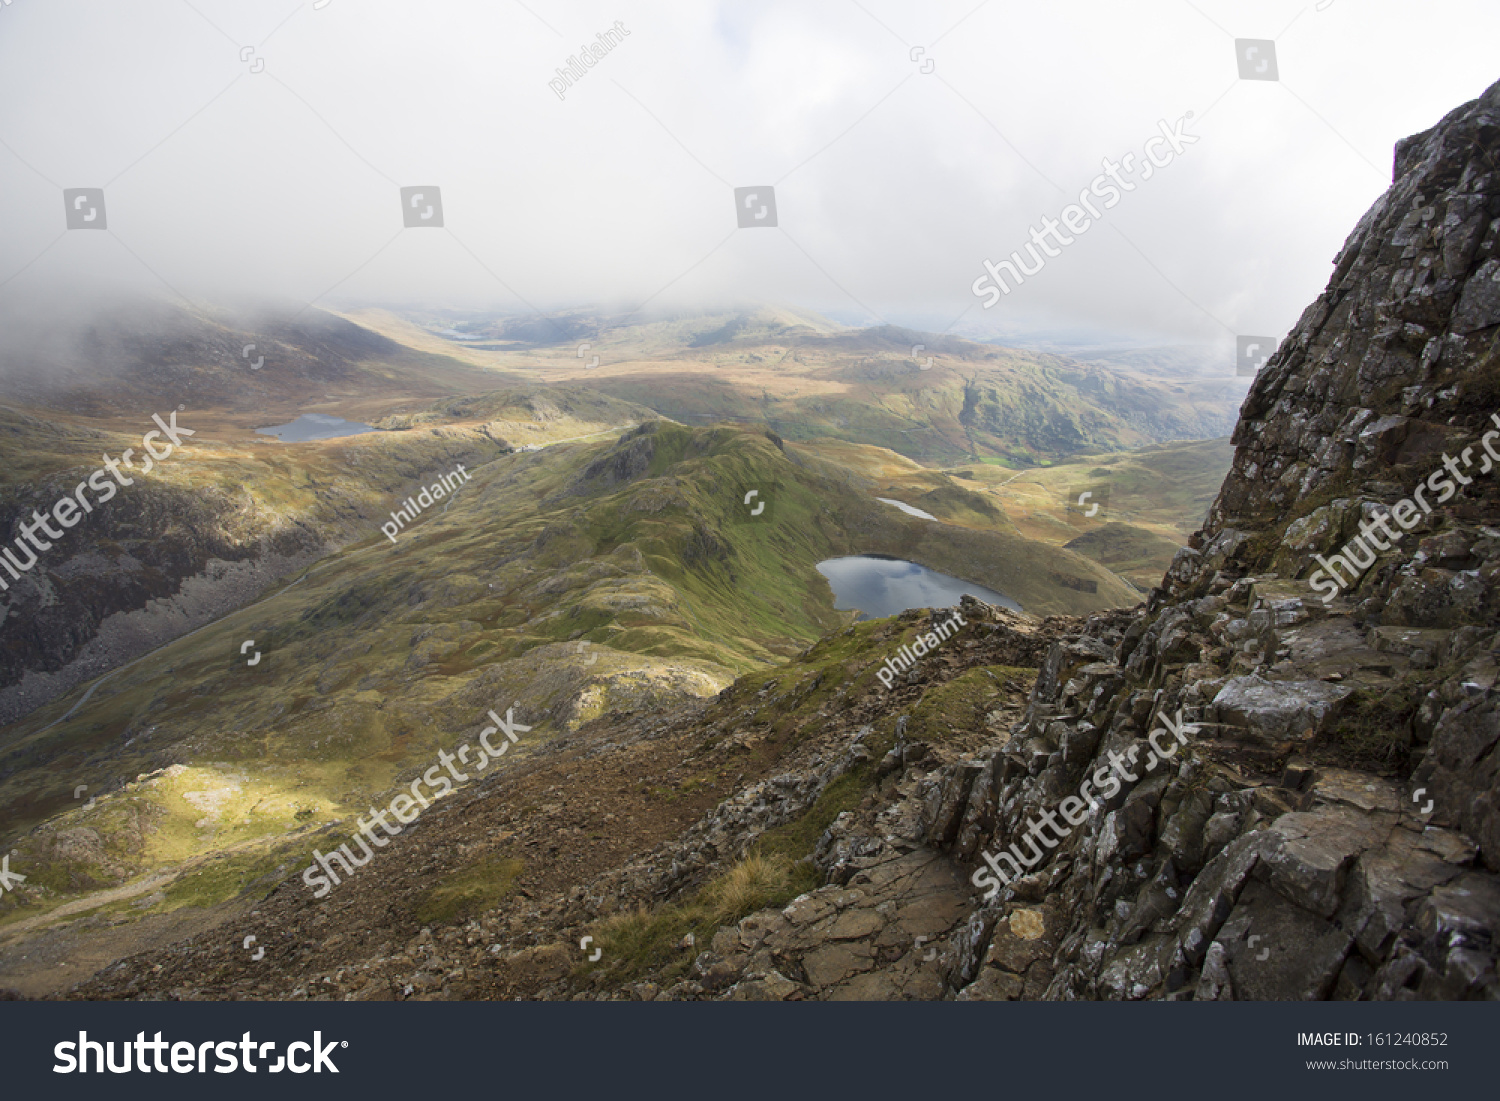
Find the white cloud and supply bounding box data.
[0,0,1495,345]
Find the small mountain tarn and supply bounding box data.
[816,555,1021,620]
[255,414,376,442]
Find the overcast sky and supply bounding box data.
[1,0,1496,351]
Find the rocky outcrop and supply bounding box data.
[0,418,508,726]
[0,477,328,724]
[906,78,1500,1001]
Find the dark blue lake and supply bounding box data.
[815,555,1020,620]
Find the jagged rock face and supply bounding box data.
[1212,83,1500,527]
[1171,77,1500,864]
[0,480,327,724]
[918,79,1500,1000]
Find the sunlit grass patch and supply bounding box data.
[159,845,293,911]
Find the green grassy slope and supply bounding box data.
[0,421,1135,932]
[945,437,1235,588]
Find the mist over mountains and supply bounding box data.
[3,1,1495,335]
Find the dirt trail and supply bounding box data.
[0,872,179,942]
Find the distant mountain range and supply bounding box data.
[350,304,1246,465]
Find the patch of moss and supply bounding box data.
[902,665,1034,745]
[413,856,524,925]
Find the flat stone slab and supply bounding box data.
[1212,675,1354,742]
[1313,768,1402,814]
[802,942,875,988]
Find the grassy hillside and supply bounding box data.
[942,436,1235,588]
[0,382,671,724]
[371,386,653,449]
[0,421,1136,941]
[0,301,1235,981]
